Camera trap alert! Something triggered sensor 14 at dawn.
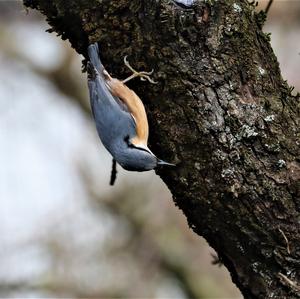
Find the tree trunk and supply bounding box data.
[23,0,300,298]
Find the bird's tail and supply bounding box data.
[87,43,105,74]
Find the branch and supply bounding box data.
[265,0,274,15]
[23,0,300,298]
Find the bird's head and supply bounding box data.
[114,139,175,172]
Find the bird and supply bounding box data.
[87,42,174,175]
[172,0,195,8]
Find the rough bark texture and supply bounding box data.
[23,0,300,298]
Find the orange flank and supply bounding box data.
[106,77,149,147]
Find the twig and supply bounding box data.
[265,0,274,15]
[278,227,291,254]
[278,273,300,292]
[110,159,117,186]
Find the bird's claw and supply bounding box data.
[122,56,158,84]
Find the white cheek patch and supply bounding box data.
[132,143,155,156]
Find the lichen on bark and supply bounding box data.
[23,0,300,298]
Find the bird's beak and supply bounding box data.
[157,159,176,167]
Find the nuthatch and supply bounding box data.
[87,43,174,172]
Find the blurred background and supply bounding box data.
[0,0,299,298]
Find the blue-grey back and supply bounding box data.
[87,43,104,74]
[88,74,136,154]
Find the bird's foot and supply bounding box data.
[122,56,158,84]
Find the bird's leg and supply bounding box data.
[122,56,158,84]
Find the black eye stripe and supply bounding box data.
[124,135,151,154]
[134,146,150,153]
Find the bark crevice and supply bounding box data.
[23,0,300,298]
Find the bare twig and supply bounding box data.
[265,0,274,15]
[278,227,291,254]
[278,273,300,292]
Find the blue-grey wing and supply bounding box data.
[87,42,136,154]
[88,72,136,153]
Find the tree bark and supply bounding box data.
[23,0,300,298]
